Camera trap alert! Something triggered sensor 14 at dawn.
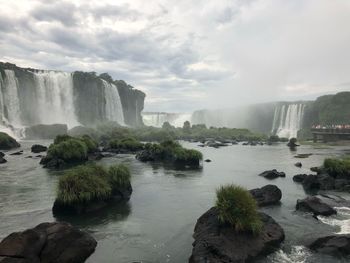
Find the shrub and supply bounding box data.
[324,158,350,177]
[108,164,131,189]
[57,164,111,204]
[109,137,143,151]
[0,132,20,150]
[54,134,72,144]
[80,135,98,153]
[56,163,131,205]
[47,138,88,162]
[216,184,262,234]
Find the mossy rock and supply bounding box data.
[0,132,20,150]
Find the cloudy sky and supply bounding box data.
[0,0,349,112]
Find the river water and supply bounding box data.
[0,141,349,263]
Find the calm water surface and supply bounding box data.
[0,141,349,263]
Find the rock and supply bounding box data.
[0,132,20,150]
[296,196,337,216]
[9,151,23,156]
[189,207,285,263]
[310,166,324,174]
[308,234,350,257]
[334,179,350,191]
[0,222,96,263]
[249,185,282,207]
[302,174,335,191]
[24,124,68,140]
[0,157,7,164]
[295,153,312,158]
[52,183,132,215]
[287,138,299,148]
[0,152,4,158]
[295,162,302,168]
[40,157,65,169]
[259,169,286,179]
[293,174,308,183]
[31,145,47,154]
[204,159,211,162]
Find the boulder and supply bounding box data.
[308,234,350,257]
[0,157,7,164]
[0,132,20,150]
[249,185,282,207]
[189,207,285,263]
[31,145,48,154]
[296,196,337,216]
[287,138,299,148]
[24,124,68,140]
[302,174,335,191]
[293,174,308,183]
[0,222,96,263]
[259,169,286,179]
[295,162,302,168]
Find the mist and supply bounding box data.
[1,0,350,113]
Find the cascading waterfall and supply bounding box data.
[34,71,79,128]
[142,112,191,127]
[271,103,305,138]
[2,70,21,126]
[102,80,125,125]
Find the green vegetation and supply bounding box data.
[216,184,262,234]
[324,157,350,178]
[109,137,144,151]
[47,138,88,162]
[0,132,20,150]
[139,140,203,166]
[56,163,131,204]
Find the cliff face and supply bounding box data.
[0,62,145,128]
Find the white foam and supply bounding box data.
[318,206,350,234]
[268,246,310,263]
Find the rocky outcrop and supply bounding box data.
[25,124,68,140]
[190,207,285,263]
[0,152,7,164]
[0,222,96,263]
[250,185,282,207]
[0,132,20,150]
[31,145,47,153]
[259,169,286,179]
[296,196,337,216]
[308,234,350,257]
[293,174,308,182]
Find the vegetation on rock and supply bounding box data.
[109,137,144,151]
[0,132,20,150]
[215,184,262,234]
[323,157,350,178]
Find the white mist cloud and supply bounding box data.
[0,0,349,112]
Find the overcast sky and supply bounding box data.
[0,0,349,112]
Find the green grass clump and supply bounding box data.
[47,138,88,162]
[57,163,131,205]
[54,134,72,144]
[109,137,144,151]
[57,164,111,204]
[216,184,262,234]
[80,135,98,153]
[108,164,131,189]
[324,158,350,177]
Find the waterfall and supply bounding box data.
[272,103,305,138]
[102,80,125,125]
[2,70,21,126]
[142,112,191,127]
[34,71,79,128]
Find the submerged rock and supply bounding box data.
[9,150,23,156]
[250,185,282,207]
[0,222,96,263]
[190,207,285,263]
[259,169,286,179]
[296,196,337,216]
[31,144,48,153]
[204,159,211,162]
[295,162,302,168]
[308,234,350,257]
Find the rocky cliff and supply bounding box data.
[0,62,145,130]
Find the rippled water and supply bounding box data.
[0,141,349,262]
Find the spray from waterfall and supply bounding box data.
[271,103,305,138]
[102,80,125,125]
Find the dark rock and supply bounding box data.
[302,174,335,191]
[0,152,4,158]
[0,222,96,263]
[293,174,308,183]
[287,138,299,148]
[0,157,7,164]
[189,207,285,263]
[87,152,104,161]
[334,179,350,191]
[0,133,20,150]
[308,234,350,257]
[40,157,65,169]
[295,162,302,168]
[9,151,23,156]
[250,185,282,207]
[295,153,312,158]
[31,145,47,154]
[296,196,337,216]
[52,183,132,215]
[310,166,324,174]
[204,159,211,162]
[259,169,286,179]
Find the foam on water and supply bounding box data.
[268,246,311,263]
[318,207,350,234]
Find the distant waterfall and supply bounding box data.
[102,80,125,125]
[34,71,79,127]
[271,104,305,138]
[142,112,191,127]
